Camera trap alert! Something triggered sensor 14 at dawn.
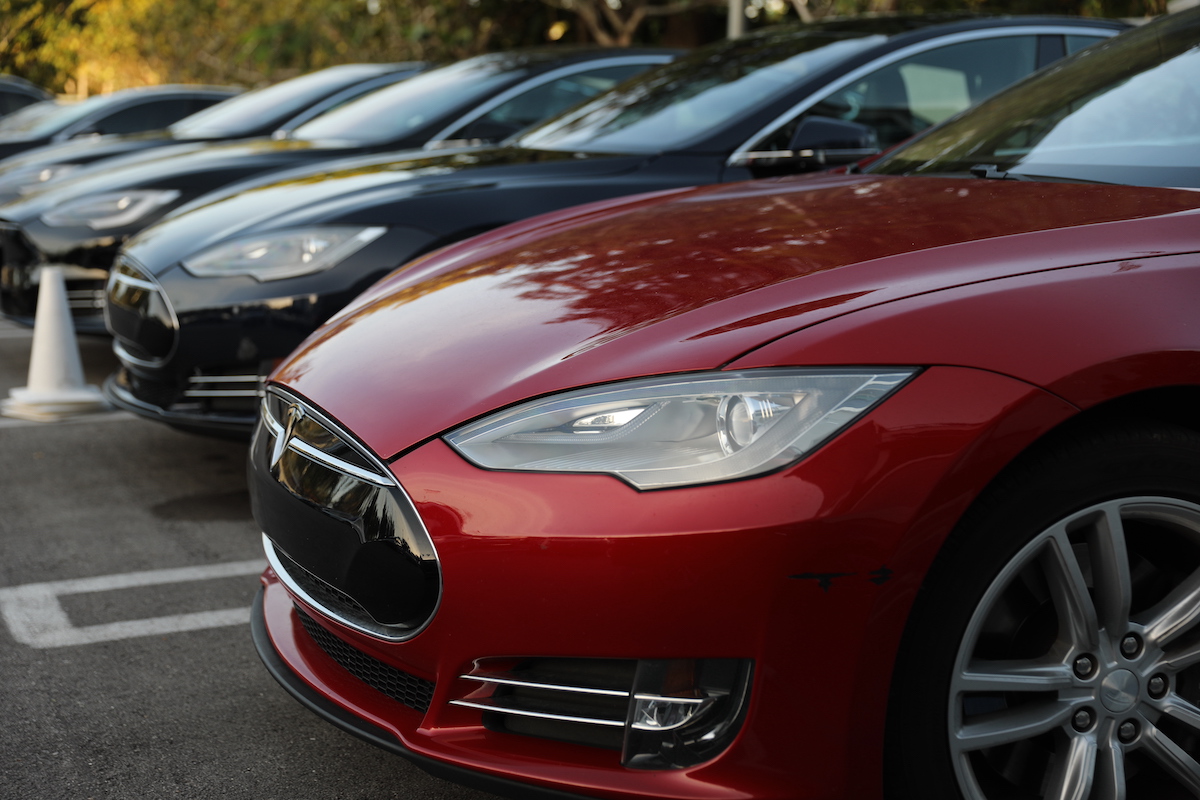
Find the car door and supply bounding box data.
[728,27,1116,179]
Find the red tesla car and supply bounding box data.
[249,9,1200,799]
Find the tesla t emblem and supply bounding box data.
[271,403,304,470]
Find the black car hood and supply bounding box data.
[0,130,177,171]
[123,146,647,274]
[0,136,345,224]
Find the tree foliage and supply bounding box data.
[0,0,1175,95]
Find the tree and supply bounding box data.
[538,0,724,45]
[0,0,91,92]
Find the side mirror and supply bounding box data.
[788,116,880,168]
[733,116,880,174]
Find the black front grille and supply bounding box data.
[116,366,182,408]
[276,547,374,628]
[295,605,435,713]
[0,223,41,319]
[106,257,177,360]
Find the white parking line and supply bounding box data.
[0,560,265,648]
[0,409,137,428]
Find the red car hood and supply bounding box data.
[274,173,1200,459]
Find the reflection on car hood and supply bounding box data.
[0,130,176,171]
[0,137,329,222]
[124,147,642,271]
[274,173,1200,459]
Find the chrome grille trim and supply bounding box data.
[450,666,634,732]
[460,672,629,697]
[108,271,157,291]
[184,374,263,399]
[112,339,163,370]
[258,385,441,641]
[261,398,393,487]
[265,534,417,642]
[66,288,105,309]
[450,697,627,728]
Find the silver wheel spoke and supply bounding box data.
[1043,530,1101,650]
[950,495,1200,798]
[959,659,1076,693]
[1092,738,1126,800]
[1161,695,1200,736]
[1160,637,1200,671]
[1044,733,1095,800]
[955,701,1073,752]
[1143,721,1200,794]
[1086,503,1133,636]
[1140,565,1200,648]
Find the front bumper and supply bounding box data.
[252,367,1080,800]
[0,221,115,333]
[251,588,591,800]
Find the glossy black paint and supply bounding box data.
[0,76,53,118]
[0,48,677,332]
[0,85,239,162]
[100,16,1129,435]
[0,64,429,205]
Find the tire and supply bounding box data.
[886,422,1200,800]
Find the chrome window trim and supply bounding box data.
[726,24,1122,168]
[423,54,676,148]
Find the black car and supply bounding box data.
[0,64,430,202]
[0,76,53,118]
[0,65,427,200]
[0,47,676,332]
[100,15,1129,437]
[0,84,239,161]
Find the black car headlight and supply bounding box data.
[181,226,386,281]
[41,189,181,229]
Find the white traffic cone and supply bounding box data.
[1,265,108,421]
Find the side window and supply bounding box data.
[1067,35,1107,54]
[89,99,197,135]
[446,64,648,144]
[752,35,1039,153]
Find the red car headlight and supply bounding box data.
[445,368,916,489]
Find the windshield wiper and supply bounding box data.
[969,163,1029,180]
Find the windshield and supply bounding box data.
[171,65,396,139]
[291,54,533,145]
[517,30,883,154]
[0,99,92,139]
[868,9,1200,188]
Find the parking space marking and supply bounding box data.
[0,410,136,428]
[0,559,265,648]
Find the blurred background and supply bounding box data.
[0,0,1181,98]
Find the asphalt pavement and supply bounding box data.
[0,319,498,799]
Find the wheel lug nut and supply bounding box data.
[1074,655,1096,678]
[1118,720,1139,743]
[1072,708,1094,732]
[1121,634,1142,658]
[1149,675,1168,699]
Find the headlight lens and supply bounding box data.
[0,163,80,196]
[445,368,916,489]
[41,189,181,229]
[181,226,386,282]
